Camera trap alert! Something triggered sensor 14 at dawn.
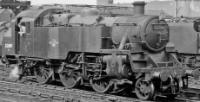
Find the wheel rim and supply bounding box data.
[135,77,155,100]
[59,70,81,88]
[36,66,52,84]
[90,78,113,93]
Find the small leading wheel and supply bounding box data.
[59,69,81,88]
[135,77,155,100]
[35,66,52,84]
[90,78,113,93]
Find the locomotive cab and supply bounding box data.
[2,7,64,57]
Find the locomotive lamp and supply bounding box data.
[193,18,200,32]
[192,19,200,81]
[165,42,176,52]
[193,19,200,53]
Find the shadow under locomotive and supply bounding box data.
[1,1,200,101]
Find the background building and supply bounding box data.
[96,0,200,17]
[97,0,113,5]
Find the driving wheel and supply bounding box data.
[36,65,52,84]
[90,77,113,93]
[59,69,81,88]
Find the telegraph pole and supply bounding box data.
[175,0,177,17]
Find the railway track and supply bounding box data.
[0,79,146,102]
[0,78,199,102]
[180,88,200,101]
[0,66,200,102]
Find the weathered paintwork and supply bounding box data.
[2,3,198,100]
[2,6,170,59]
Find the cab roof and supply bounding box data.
[17,6,63,21]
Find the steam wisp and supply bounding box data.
[9,65,20,80]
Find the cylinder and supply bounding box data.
[133,1,146,15]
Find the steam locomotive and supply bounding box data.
[1,1,199,100]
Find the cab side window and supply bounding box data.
[19,22,31,34]
[25,22,31,33]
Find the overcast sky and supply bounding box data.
[29,0,165,5]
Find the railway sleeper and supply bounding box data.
[8,88,20,93]
[52,95,65,100]
[19,90,32,95]
[1,54,199,101]
[2,80,200,102]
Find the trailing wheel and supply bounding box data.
[35,65,52,84]
[59,69,81,88]
[135,77,155,100]
[90,77,113,93]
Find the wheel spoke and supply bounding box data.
[36,66,51,84]
[90,78,112,93]
[59,70,81,88]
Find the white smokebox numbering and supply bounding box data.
[9,65,20,79]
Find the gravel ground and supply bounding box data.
[0,65,63,102]
[189,77,200,89]
[0,91,64,102]
[0,65,200,102]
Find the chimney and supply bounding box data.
[133,1,146,15]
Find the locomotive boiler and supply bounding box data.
[1,1,199,100]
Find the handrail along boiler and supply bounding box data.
[1,1,200,100]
